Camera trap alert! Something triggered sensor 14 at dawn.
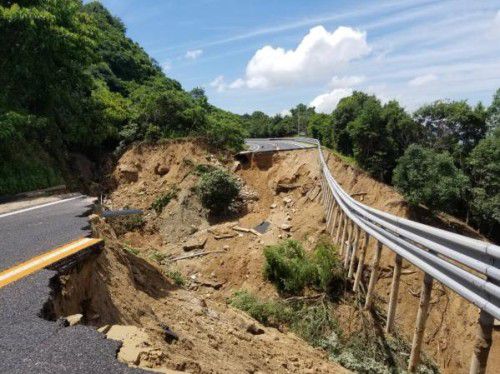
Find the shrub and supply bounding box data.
[264,240,315,294]
[311,242,343,293]
[264,240,343,295]
[151,189,178,213]
[229,290,292,326]
[197,169,240,214]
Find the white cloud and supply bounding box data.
[309,88,353,114]
[280,109,292,117]
[231,25,370,89]
[490,10,500,37]
[185,49,203,60]
[408,73,437,86]
[161,60,172,72]
[210,75,226,92]
[329,75,365,88]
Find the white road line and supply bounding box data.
[0,196,83,219]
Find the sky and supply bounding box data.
[95,0,500,115]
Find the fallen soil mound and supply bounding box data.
[44,140,498,373]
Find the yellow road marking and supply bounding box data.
[0,237,102,289]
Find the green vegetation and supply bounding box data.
[164,268,186,287]
[149,250,167,264]
[263,239,343,295]
[0,0,245,196]
[151,189,178,213]
[123,244,140,256]
[243,89,499,242]
[197,169,240,214]
[393,145,468,212]
[230,290,437,374]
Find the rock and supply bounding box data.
[105,325,152,365]
[223,245,230,251]
[270,203,277,209]
[160,324,179,344]
[246,323,265,335]
[64,314,83,326]
[97,325,111,334]
[282,197,293,206]
[154,163,170,176]
[183,234,207,251]
[119,165,138,183]
[280,223,292,231]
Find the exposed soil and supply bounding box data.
[323,150,499,374]
[45,140,498,373]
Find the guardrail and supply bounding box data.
[279,137,499,373]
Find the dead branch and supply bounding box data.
[171,250,225,261]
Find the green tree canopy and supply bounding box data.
[393,145,469,212]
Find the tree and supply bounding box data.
[307,112,332,147]
[206,109,246,152]
[487,88,500,133]
[331,91,372,155]
[290,103,314,135]
[413,100,488,166]
[393,145,469,212]
[466,128,500,237]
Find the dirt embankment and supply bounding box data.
[44,140,498,373]
[46,141,347,373]
[323,150,499,374]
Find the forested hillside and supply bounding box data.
[0,0,245,196]
[242,91,499,241]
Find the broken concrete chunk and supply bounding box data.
[183,235,208,251]
[105,325,153,365]
[64,314,83,326]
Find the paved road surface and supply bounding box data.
[244,138,315,152]
[0,195,140,373]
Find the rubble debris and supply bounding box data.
[183,234,208,251]
[254,221,270,234]
[160,324,179,344]
[246,324,265,335]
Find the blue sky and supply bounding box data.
[96,0,500,115]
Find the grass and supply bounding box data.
[164,268,185,286]
[321,146,358,169]
[194,163,217,176]
[123,244,140,256]
[263,239,343,295]
[148,250,167,264]
[151,188,178,213]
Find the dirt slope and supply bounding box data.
[47,140,497,373]
[323,150,498,374]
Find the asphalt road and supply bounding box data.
[244,138,315,152]
[0,195,140,373]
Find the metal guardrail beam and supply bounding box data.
[282,136,499,372]
[281,137,500,320]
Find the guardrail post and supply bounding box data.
[347,224,360,276]
[353,232,369,292]
[469,309,494,374]
[344,219,354,262]
[326,192,335,228]
[408,273,433,372]
[335,212,345,244]
[386,253,403,334]
[330,207,340,236]
[365,241,382,310]
[341,218,351,267]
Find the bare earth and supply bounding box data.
[48,140,498,373]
